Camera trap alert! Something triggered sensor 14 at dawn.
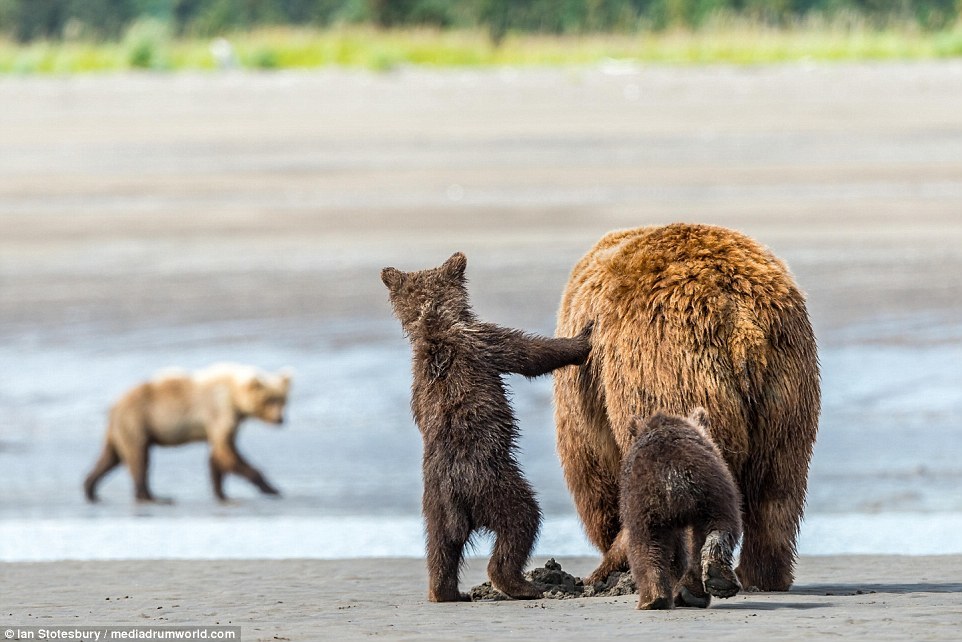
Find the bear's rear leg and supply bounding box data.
[486,491,542,600]
[737,352,818,592]
[425,512,471,603]
[674,528,711,608]
[737,502,798,592]
[585,527,630,585]
[738,451,807,591]
[84,441,121,502]
[427,537,471,602]
[554,371,623,579]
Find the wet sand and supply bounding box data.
[2,556,962,640]
[3,63,962,343]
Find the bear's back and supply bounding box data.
[411,326,515,456]
[562,223,804,341]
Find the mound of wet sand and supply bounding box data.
[469,558,636,601]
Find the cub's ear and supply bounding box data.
[688,407,710,431]
[381,267,405,291]
[442,252,467,280]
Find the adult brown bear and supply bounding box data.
[554,223,820,591]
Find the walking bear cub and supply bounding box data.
[616,408,742,609]
[84,363,291,503]
[382,252,592,602]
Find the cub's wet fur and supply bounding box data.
[382,252,592,602]
[617,408,742,609]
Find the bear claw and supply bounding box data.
[704,563,741,599]
[676,587,711,608]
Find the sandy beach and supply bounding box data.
[2,556,961,640]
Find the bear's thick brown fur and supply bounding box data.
[554,223,820,591]
[84,363,291,503]
[619,409,742,610]
[382,252,592,602]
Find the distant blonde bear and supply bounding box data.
[84,363,292,503]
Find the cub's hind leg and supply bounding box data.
[483,477,543,599]
[425,506,472,602]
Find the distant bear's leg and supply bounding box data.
[83,441,121,502]
[627,523,675,610]
[209,442,245,501]
[485,483,542,600]
[425,509,471,603]
[233,451,280,496]
[127,441,155,502]
[208,444,277,501]
[209,454,228,501]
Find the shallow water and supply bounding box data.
[4,513,962,562]
[2,315,961,560]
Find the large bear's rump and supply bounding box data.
[554,223,820,591]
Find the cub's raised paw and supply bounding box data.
[704,562,741,599]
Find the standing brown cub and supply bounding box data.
[382,252,592,602]
[555,223,819,591]
[84,363,291,503]
[618,409,742,610]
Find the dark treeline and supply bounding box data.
[1,0,958,42]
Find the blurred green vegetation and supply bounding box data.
[1,0,960,40]
[0,0,960,71]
